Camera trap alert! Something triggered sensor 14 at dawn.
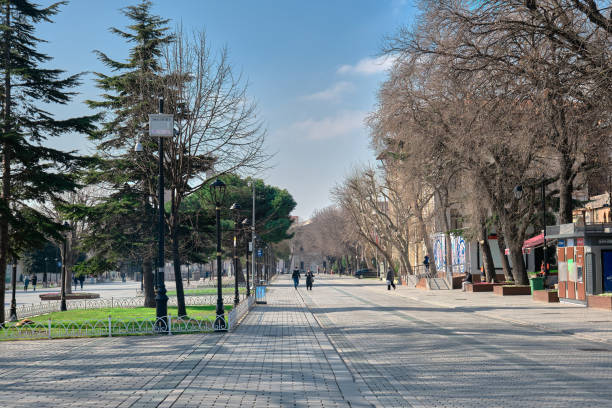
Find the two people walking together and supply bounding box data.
[292,268,314,290]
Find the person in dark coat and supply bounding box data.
[305,270,314,291]
[79,274,85,290]
[462,271,473,291]
[386,268,396,290]
[24,276,30,292]
[291,268,300,289]
[31,274,38,291]
[73,276,78,291]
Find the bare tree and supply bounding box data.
[154,28,267,316]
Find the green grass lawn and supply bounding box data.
[2,305,235,340]
[166,287,246,296]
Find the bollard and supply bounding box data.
[168,313,172,335]
[48,319,52,339]
[108,315,112,337]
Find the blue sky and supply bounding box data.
[37,0,418,219]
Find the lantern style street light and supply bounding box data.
[60,221,70,312]
[230,202,241,306]
[210,178,227,330]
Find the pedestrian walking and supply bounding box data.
[73,276,78,291]
[292,268,300,289]
[306,269,314,291]
[24,276,30,292]
[423,256,430,274]
[31,274,37,291]
[79,274,85,290]
[386,268,396,290]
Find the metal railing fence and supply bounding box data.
[4,294,245,323]
[2,294,255,341]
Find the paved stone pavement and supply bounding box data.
[1,275,612,407]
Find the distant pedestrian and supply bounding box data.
[292,268,300,289]
[423,256,430,273]
[79,275,85,290]
[121,272,126,283]
[462,271,473,291]
[386,268,396,290]
[31,275,37,291]
[73,276,78,291]
[306,269,314,291]
[24,276,30,292]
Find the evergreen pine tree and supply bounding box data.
[83,0,173,308]
[0,0,95,323]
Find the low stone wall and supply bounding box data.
[39,293,100,301]
[533,290,559,303]
[493,285,531,296]
[587,295,612,311]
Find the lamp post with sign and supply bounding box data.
[147,98,173,330]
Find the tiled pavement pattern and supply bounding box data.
[2,275,612,407]
[0,278,365,408]
[300,278,612,407]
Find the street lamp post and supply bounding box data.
[242,218,251,297]
[249,181,256,294]
[137,97,171,330]
[60,221,70,312]
[541,180,549,280]
[9,259,17,321]
[210,179,227,330]
[230,202,241,306]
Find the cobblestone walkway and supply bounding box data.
[2,276,612,407]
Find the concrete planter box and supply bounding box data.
[533,290,559,303]
[493,285,531,296]
[39,292,100,301]
[587,295,612,311]
[466,283,505,292]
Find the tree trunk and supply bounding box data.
[414,200,437,274]
[496,232,513,282]
[171,228,187,317]
[0,2,12,325]
[558,154,574,224]
[504,232,528,285]
[64,267,72,294]
[478,227,496,282]
[143,258,155,307]
[236,258,245,283]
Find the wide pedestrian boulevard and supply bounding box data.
[1,275,611,407]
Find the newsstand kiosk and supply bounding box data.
[546,223,612,306]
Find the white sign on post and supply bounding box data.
[149,114,174,137]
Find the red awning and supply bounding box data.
[522,233,545,249]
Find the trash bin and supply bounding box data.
[529,277,544,293]
[255,284,267,304]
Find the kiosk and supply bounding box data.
[546,223,612,306]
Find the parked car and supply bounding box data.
[354,269,377,279]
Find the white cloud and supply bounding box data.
[302,81,354,101]
[288,110,367,141]
[337,55,396,75]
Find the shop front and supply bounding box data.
[546,223,612,306]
